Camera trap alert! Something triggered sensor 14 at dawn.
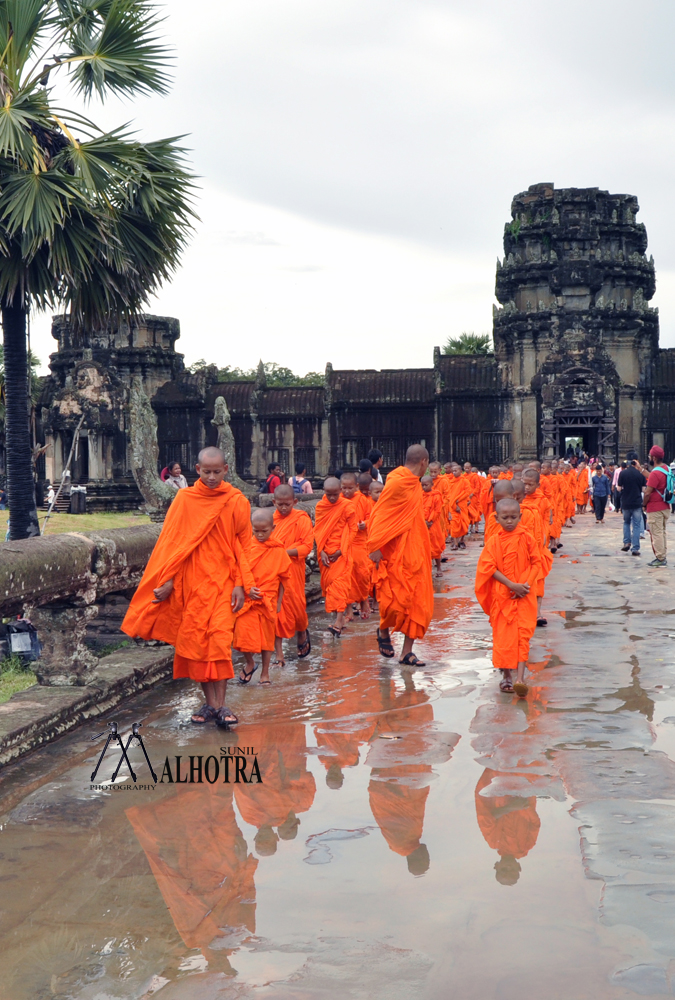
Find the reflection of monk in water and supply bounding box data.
[126,785,257,972]
[234,722,316,856]
[474,769,541,885]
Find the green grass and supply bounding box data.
[0,509,151,538]
[0,655,37,704]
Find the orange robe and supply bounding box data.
[431,475,451,535]
[475,769,541,860]
[446,475,471,539]
[481,478,499,520]
[345,491,374,603]
[233,722,316,832]
[475,523,541,670]
[541,474,562,538]
[422,488,445,559]
[234,537,291,653]
[314,494,357,612]
[273,507,314,638]
[367,466,434,639]
[121,479,254,683]
[465,472,482,525]
[576,468,590,505]
[520,489,554,595]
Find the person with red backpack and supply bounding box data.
[643,445,673,567]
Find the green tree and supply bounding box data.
[442,332,492,355]
[188,359,324,386]
[0,344,41,422]
[0,1,195,539]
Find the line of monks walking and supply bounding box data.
[121,446,592,726]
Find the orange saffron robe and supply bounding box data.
[314,494,357,612]
[422,488,445,559]
[431,475,451,535]
[446,475,471,539]
[541,474,562,538]
[345,491,374,602]
[576,468,590,505]
[520,489,554,595]
[474,523,542,670]
[465,472,483,525]
[475,769,541,860]
[234,722,316,832]
[367,466,434,639]
[121,479,253,682]
[481,478,499,520]
[234,536,291,653]
[273,507,314,638]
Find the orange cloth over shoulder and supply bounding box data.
[345,491,374,603]
[367,466,434,639]
[520,489,553,593]
[273,507,313,638]
[446,475,471,539]
[121,480,253,682]
[422,488,445,559]
[314,494,357,612]
[234,536,291,653]
[481,478,498,520]
[474,523,541,671]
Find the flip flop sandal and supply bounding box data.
[238,664,258,684]
[513,682,529,699]
[215,707,238,729]
[191,704,217,724]
[499,679,514,693]
[327,626,342,637]
[376,629,395,658]
[297,634,311,658]
[400,652,426,667]
[536,618,548,627]
[260,679,272,686]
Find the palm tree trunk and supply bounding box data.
[2,304,39,538]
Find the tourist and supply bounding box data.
[288,462,313,494]
[475,497,542,698]
[421,474,445,575]
[121,447,251,729]
[612,462,624,512]
[643,445,671,567]
[340,472,373,621]
[314,477,357,636]
[161,461,188,490]
[367,444,434,666]
[591,464,611,524]
[234,508,291,687]
[618,459,646,555]
[446,463,471,550]
[368,449,384,483]
[272,484,313,664]
[263,462,283,493]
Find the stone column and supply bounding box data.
[30,604,100,686]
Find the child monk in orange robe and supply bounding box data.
[234,508,291,686]
[341,471,373,620]
[576,462,590,513]
[122,446,253,730]
[540,461,562,549]
[314,476,357,636]
[368,479,386,604]
[272,484,314,666]
[428,462,451,539]
[483,480,517,542]
[421,474,445,575]
[520,469,554,628]
[446,463,471,550]
[475,497,542,698]
[368,444,434,666]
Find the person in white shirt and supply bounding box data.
[161,461,188,490]
[288,462,313,494]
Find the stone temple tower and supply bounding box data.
[493,183,660,459]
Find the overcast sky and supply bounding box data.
[31,0,675,374]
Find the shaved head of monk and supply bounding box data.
[463,462,472,473]
[421,475,433,492]
[196,446,227,488]
[512,463,523,477]
[369,480,383,501]
[523,469,540,494]
[493,480,514,500]
[340,472,358,498]
[444,462,454,474]
[489,466,499,480]
[358,472,372,494]
[428,462,442,478]
[451,464,462,478]
[324,477,341,504]
[405,444,429,477]
[511,479,525,501]
[273,483,296,516]
[541,461,552,474]
[495,497,521,531]
[529,460,541,470]
[251,506,275,542]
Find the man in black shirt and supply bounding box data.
[617,460,646,554]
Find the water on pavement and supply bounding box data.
[2,513,675,998]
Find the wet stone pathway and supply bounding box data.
[3,513,675,997]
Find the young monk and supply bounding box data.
[576,461,590,514]
[358,471,374,501]
[428,462,451,540]
[368,444,434,666]
[121,446,253,729]
[446,463,471,550]
[272,484,314,666]
[464,462,483,535]
[314,476,357,636]
[483,480,516,542]
[234,508,291,686]
[368,478,386,605]
[421,474,445,575]
[521,468,554,627]
[475,497,542,698]
[341,471,373,620]
[541,461,562,550]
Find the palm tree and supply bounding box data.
[443,332,492,355]
[0,1,195,538]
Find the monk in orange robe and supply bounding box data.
[520,470,553,628]
[122,446,253,729]
[480,467,500,523]
[272,485,314,665]
[341,472,373,620]
[576,461,590,513]
[463,462,483,533]
[483,480,518,542]
[368,478,386,603]
[368,444,434,666]
[314,476,357,636]
[446,463,471,549]
[234,508,291,686]
[541,461,562,548]
[421,474,445,574]
[474,769,541,884]
[561,461,577,524]
[475,497,542,697]
[428,462,451,539]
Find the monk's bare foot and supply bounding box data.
[360,600,371,620]
[499,669,514,693]
[273,638,285,667]
[191,704,217,724]
[297,630,311,657]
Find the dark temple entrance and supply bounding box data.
[560,426,598,458]
[542,410,617,460]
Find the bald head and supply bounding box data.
[198,446,225,464]
[511,479,525,501]
[495,497,521,530]
[324,476,341,504]
[251,505,275,541]
[523,468,540,483]
[274,484,294,500]
[529,461,541,471]
[405,444,429,476]
[340,472,357,484]
[196,446,227,488]
[493,480,514,499]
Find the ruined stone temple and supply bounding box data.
[28,184,675,508]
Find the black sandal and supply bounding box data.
[238,664,258,684]
[327,626,342,637]
[191,704,217,724]
[399,652,426,667]
[297,632,311,658]
[536,617,548,627]
[215,707,238,729]
[377,629,395,658]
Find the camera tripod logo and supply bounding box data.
[90,721,158,784]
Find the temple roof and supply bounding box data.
[437,355,501,393]
[328,368,435,404]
